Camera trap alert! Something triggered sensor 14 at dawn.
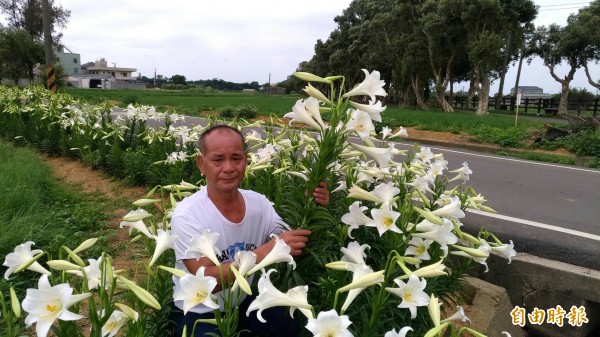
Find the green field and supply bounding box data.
[63,88,548,134]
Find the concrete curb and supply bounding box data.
[471,253,600,337]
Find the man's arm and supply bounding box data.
[182,229,310,292]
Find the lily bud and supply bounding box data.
[72,238,98,254]
[293,72,332,84]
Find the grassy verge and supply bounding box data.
[0,140,118,291]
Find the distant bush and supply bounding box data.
[122,93,139,105]
[235,103,259,119]
[218,105,236,118]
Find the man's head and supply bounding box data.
[197,125,247,193]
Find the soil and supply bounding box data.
[42,156,147,272]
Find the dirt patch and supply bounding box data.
[42,155,147,272]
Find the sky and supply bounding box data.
[6,0,600,94]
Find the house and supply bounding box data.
[67,58,144,89]
[54,45,81,75]
[510,86,552,99]
[82,58,136,80]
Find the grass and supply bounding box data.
[62,88,301,117]
[64,87,551,134]
[0,140,117,291]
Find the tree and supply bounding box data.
[0,27,44,84]
[494,0,538,110]
[532,24,587,115]
[570,0,600,90]
[0,0,70,80]
[419,0,468,112]
[170,74,186,85]
[0,0,70,40]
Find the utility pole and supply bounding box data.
[154,68,156,87]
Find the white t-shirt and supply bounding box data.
[170,187,287,314]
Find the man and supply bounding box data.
[170,125,329,336]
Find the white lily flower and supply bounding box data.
[372,181,400,205]
[340,265,384,312]
[405,237,433,261]
[341,201,373,238]
[185,229,221,267]
[305,309,353,337]
[415,147,434,164]
[349,99,386,123]
[386,274,429,319]
[431,197,465,219]
[247,235,295,275]
[332,180,347,193]
[246,269,312,322]
[22,275,91,337]
[398,259,447,279]
[341,241,371,266]
[451,239,491,272]
[367,202,402,236]
[346,109,375,141]
[380,126,393,139]
[407,173,435,194]
[149,229,178,267]
[245,129,263,142]
[303,82,331,104]
[231,251,257,292]
[490,240,517,263]
[349,142,393,168]
[441,305,471,324]
[343,69,387,102]
[413,219,459,257]
[284,98,325,130]
[101,309,131,337]
[72,238,98,254]
[428,294,441,327]
[122,208,152,222]
[448,162,473,183]
[3,241,50,280]
[347,184,384,204]
[385,327,414,337]
[390,126,409,139]
[173,267,219,314]
[119,219,153,239]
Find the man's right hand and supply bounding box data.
[278,229,311,256]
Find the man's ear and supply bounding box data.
[196,154,204,174]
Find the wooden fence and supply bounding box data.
[450,96,599,117]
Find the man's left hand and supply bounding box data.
[313,181,329,206]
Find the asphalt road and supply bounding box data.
[391,142,600,271]
[113,111,600,270]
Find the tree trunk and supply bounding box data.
[495,33,512,111]
[435,89,453,112]
[583,62,600,90]
[548,62,577,115]
[513,51,525,111]
[411,75,428,110]
[466,76,478,110]
[477,75,491,116]
[558,82,570,115]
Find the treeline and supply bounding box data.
[280,0,599,116]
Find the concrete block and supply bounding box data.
[471,253,600,337]
[464,277,526,337]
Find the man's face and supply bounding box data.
[197,129,247,193]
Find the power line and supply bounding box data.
[539,1,590,7]
[539,6,587,11]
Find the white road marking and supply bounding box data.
[467,209,600,241]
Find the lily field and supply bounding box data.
[1,71,518,337]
